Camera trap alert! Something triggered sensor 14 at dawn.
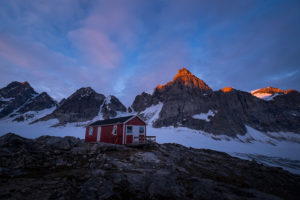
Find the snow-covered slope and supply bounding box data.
[1,119,300,174]
[250,87,293,101]
[140,102,163,125]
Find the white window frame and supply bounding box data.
[112,125,117,135]
[126,125,133,135]
[139,126,145,134]
[89,127,93,136]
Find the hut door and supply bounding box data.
[132,126,140,143]
[97,126,101,142]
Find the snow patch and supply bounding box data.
[237,126,277,144]
[192,110,217,122]
[80,89,93,98]
[1,120,300,174]
[236,126,300,144]
[0,97,14,102]
[104,95,112,104]
[21,107,56,122]
[251,91,282,101]
[262,93,281,101]
[141,102,163,124]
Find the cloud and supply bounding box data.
[0,33,90,100]
[0,0,300,107]
[68,28,122,68]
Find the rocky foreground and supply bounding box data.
[0,133,299,200]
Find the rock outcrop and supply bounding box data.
[131,68,300,136]
[35,87,105,125]
[34,87,127,125]
[0,133,299,200]
[0,81,57,121]
[251,86,297,100]
[0,81,37,118]
[101,95,127,120]
[17,92,56,114]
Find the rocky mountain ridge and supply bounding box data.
[131,68,300,136]
[0,82,127,126]
[1,68,299,137]
[251,86,296,100]
[33,87,127,126]
[1,133,299,200]
[0,81,57,121]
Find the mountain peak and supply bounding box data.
[155,67,212,92]
[173,67,192,78]
[171,67,212,91]
[251,87,296,95]
[221,87,235,93]
[6,81,31,89]
[69,87,95,99]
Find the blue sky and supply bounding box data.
[0,0,299,106]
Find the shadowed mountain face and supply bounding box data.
[1,69,300,134]
[0,81,37,118]
[131,68,300,136]
[1,133,299,200]
[34,87,127,125]
[0,82,56,120]
[0,82,127,126]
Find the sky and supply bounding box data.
[0,0,299,106]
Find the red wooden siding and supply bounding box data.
[117,124,123,144]
[85,116,146,144]
[126,135,133,144]
[85,126,98,142]
[100,124,123,144]
[125,116,147,144]
[126,117,146,126]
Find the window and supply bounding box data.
[112,125,117,135]
[127,126,132,134]
[89,127,93,136]
[139,126,145,134]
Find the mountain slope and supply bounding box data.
[251,87,296,100]
[34,87,127,125]
[131,68,300,136]
[0,82,57,121]
[0,81,37,118]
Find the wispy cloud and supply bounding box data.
[0,0,299,106]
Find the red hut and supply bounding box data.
[85,115,149,144]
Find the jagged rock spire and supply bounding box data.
[156,67,212,91]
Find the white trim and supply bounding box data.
[112,125,117,135]
[87,115,147,128]
[126,125,133,135]
[139,126,145,134]
[125,124,127,144]
[88,122,122,127]
[122,123,125,144]
[97,126,101,142]
[123,116,136,124]
[88,127,93,136]
[123,115,147,125]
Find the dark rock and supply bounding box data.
[131,68,300,136]
[131,92,153,113]
[0,81,37,118]
[34,87,105,125]
[17,92,57,113]
[101,95,127,120]
[33,88,127,125]
[12,115,25,122]
[0,82,58,122]
[127,107,132,113]
[0,133,299,200]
